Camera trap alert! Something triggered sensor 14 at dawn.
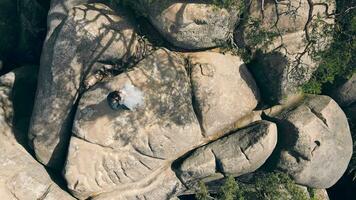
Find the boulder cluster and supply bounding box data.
[0,0,354,200]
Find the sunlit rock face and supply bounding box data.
[134,0,241,49]
[273,95,353,188]
[188,51,260,137]
[28,3,150,169]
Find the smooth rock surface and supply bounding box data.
[274,95,353,188]
[29,3,149,168]
[177,121,277,186]
[139,0,240,49]
[188,52,260,136]
[331,74,356,106]
[64,49,202,199]
[0,71,74,200]
[239,0,336,103]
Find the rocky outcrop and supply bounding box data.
[177,121,277,187]
[135,0,240,49]
[46,0,91,39]
[273,95,353,188]
[0,135,76,200]
[29,3,152,169]
[64,49,202,199]
[188,52,260,136]
[331,74,356,107]
[0,72,15,137]
[0,0,48,65]
[239,0,336,103]
[0,70,74,200]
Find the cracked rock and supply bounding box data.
[273,95,353,188]
[29,3,151,169]
[188,51,260,137]
[238,0,336,103]
[177,120,278,187]
[64,49,203,199]
[134,0,241,49]
[0,71,74,200]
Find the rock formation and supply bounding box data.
[0,0,353,199]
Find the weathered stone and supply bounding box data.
[0,135,76,200]
[331,74,356,107]
[46,0,92,39]
[177,121,277,186]
[64,49,203,199]
[274,95,353,188]
[0,71,74,200]
[0,0,19,60]
[0,72,15,137]
[238,0,336,103]
[188,52,260,136]
[0,0,48,65]
[137,0,240,49]
[29,3,150,169]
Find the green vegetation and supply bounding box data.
[196,181,212,200]
[196,173,314,200]
[302,1,356,94]
[217,176,244,200]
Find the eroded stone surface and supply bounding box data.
[238,0,336,103]
[274,95,353,188]
[138,0,240,49]
[0,71,74,200]
[64,49,202,199]
[188,52,260,136]
[177,121,277,186]
[29,3,151,168]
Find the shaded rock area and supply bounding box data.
[28,3,153,169]
[331,74,356,107]
[273,95,353,188]
[0,0,48,71]
[0,0,353,199]
[241,0,336,104]
[188,52,260,137]
[0,69,74,200]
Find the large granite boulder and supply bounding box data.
[177,121,277,187]
[273,95,353,188]
[29,3,152,169]
[132,0,241,49]
[238,0,336,103]
[64,49,203,199]
[188,52,260,137]
[0,71,74,200]
[331,74,356,107]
